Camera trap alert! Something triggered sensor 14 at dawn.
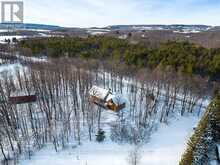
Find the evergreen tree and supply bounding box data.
[96,129,105,142]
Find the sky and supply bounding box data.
[15,0,220,27]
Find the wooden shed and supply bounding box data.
[9,95,37,104]
[8,91,37,105]
[89,86,126,112]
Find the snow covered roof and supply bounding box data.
[111,95,126,105]
[89,86,126,105]
[89,85,113,101]
[10,90,36,97]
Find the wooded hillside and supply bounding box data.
[19,37,220,80]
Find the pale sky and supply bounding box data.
[19,0,220,27]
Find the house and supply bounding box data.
[89,86,126,112]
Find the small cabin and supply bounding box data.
[9,91,37,105]
[89,86,126,112]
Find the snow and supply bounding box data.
[89,85,111,100]
[111,94,127,105]
[0,33,62,44]
[20,142,131,165]
[19,114,200,165]
[88,28,110,32]
[88,31,107,35]
[10,90,36,97]
[217,144,220,159]
[89,85,126,105]
[210,160,219,165]
[87,28,110,35]
[15,54,48,63]
[141,115,199,165]
[173,30,201,34]
[0,58,208,165]
[131,26,163,30]
[0,52,47,65]
[24,29,51,32]
[118,35,128,39]
[87,29,109,35]
[0,29,9,32]
[38,33,53,37]
[0,35,27,43]
[0,63,23,74]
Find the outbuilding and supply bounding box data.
[8,91,37,105]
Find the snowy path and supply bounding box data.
[141,115,199,165]
[20,114,200,165]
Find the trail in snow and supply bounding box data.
[141,115,199,165]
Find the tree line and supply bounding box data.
[179,91,220,165]
[18,36,220,80]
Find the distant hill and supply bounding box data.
[1,23,220,48]
[0,23,216,33]
[0,23,215,32]
[105,24,213,33]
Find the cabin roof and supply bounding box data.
[89,85,113,101]
[89,85,126,105]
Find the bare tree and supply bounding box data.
[127,146,141,165]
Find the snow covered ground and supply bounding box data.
[19,114,201,165]
[0,60,208,165]
[0,63,23,75]
[15,54,48,63]
[141,115,199,165]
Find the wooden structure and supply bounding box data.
[89,86,126,112]
[9,95,37,105]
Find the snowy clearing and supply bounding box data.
[19,115,200,165]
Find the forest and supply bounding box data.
[18,36,220,80]
[0,54,210,164]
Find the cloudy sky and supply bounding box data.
[22,0,220,27]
